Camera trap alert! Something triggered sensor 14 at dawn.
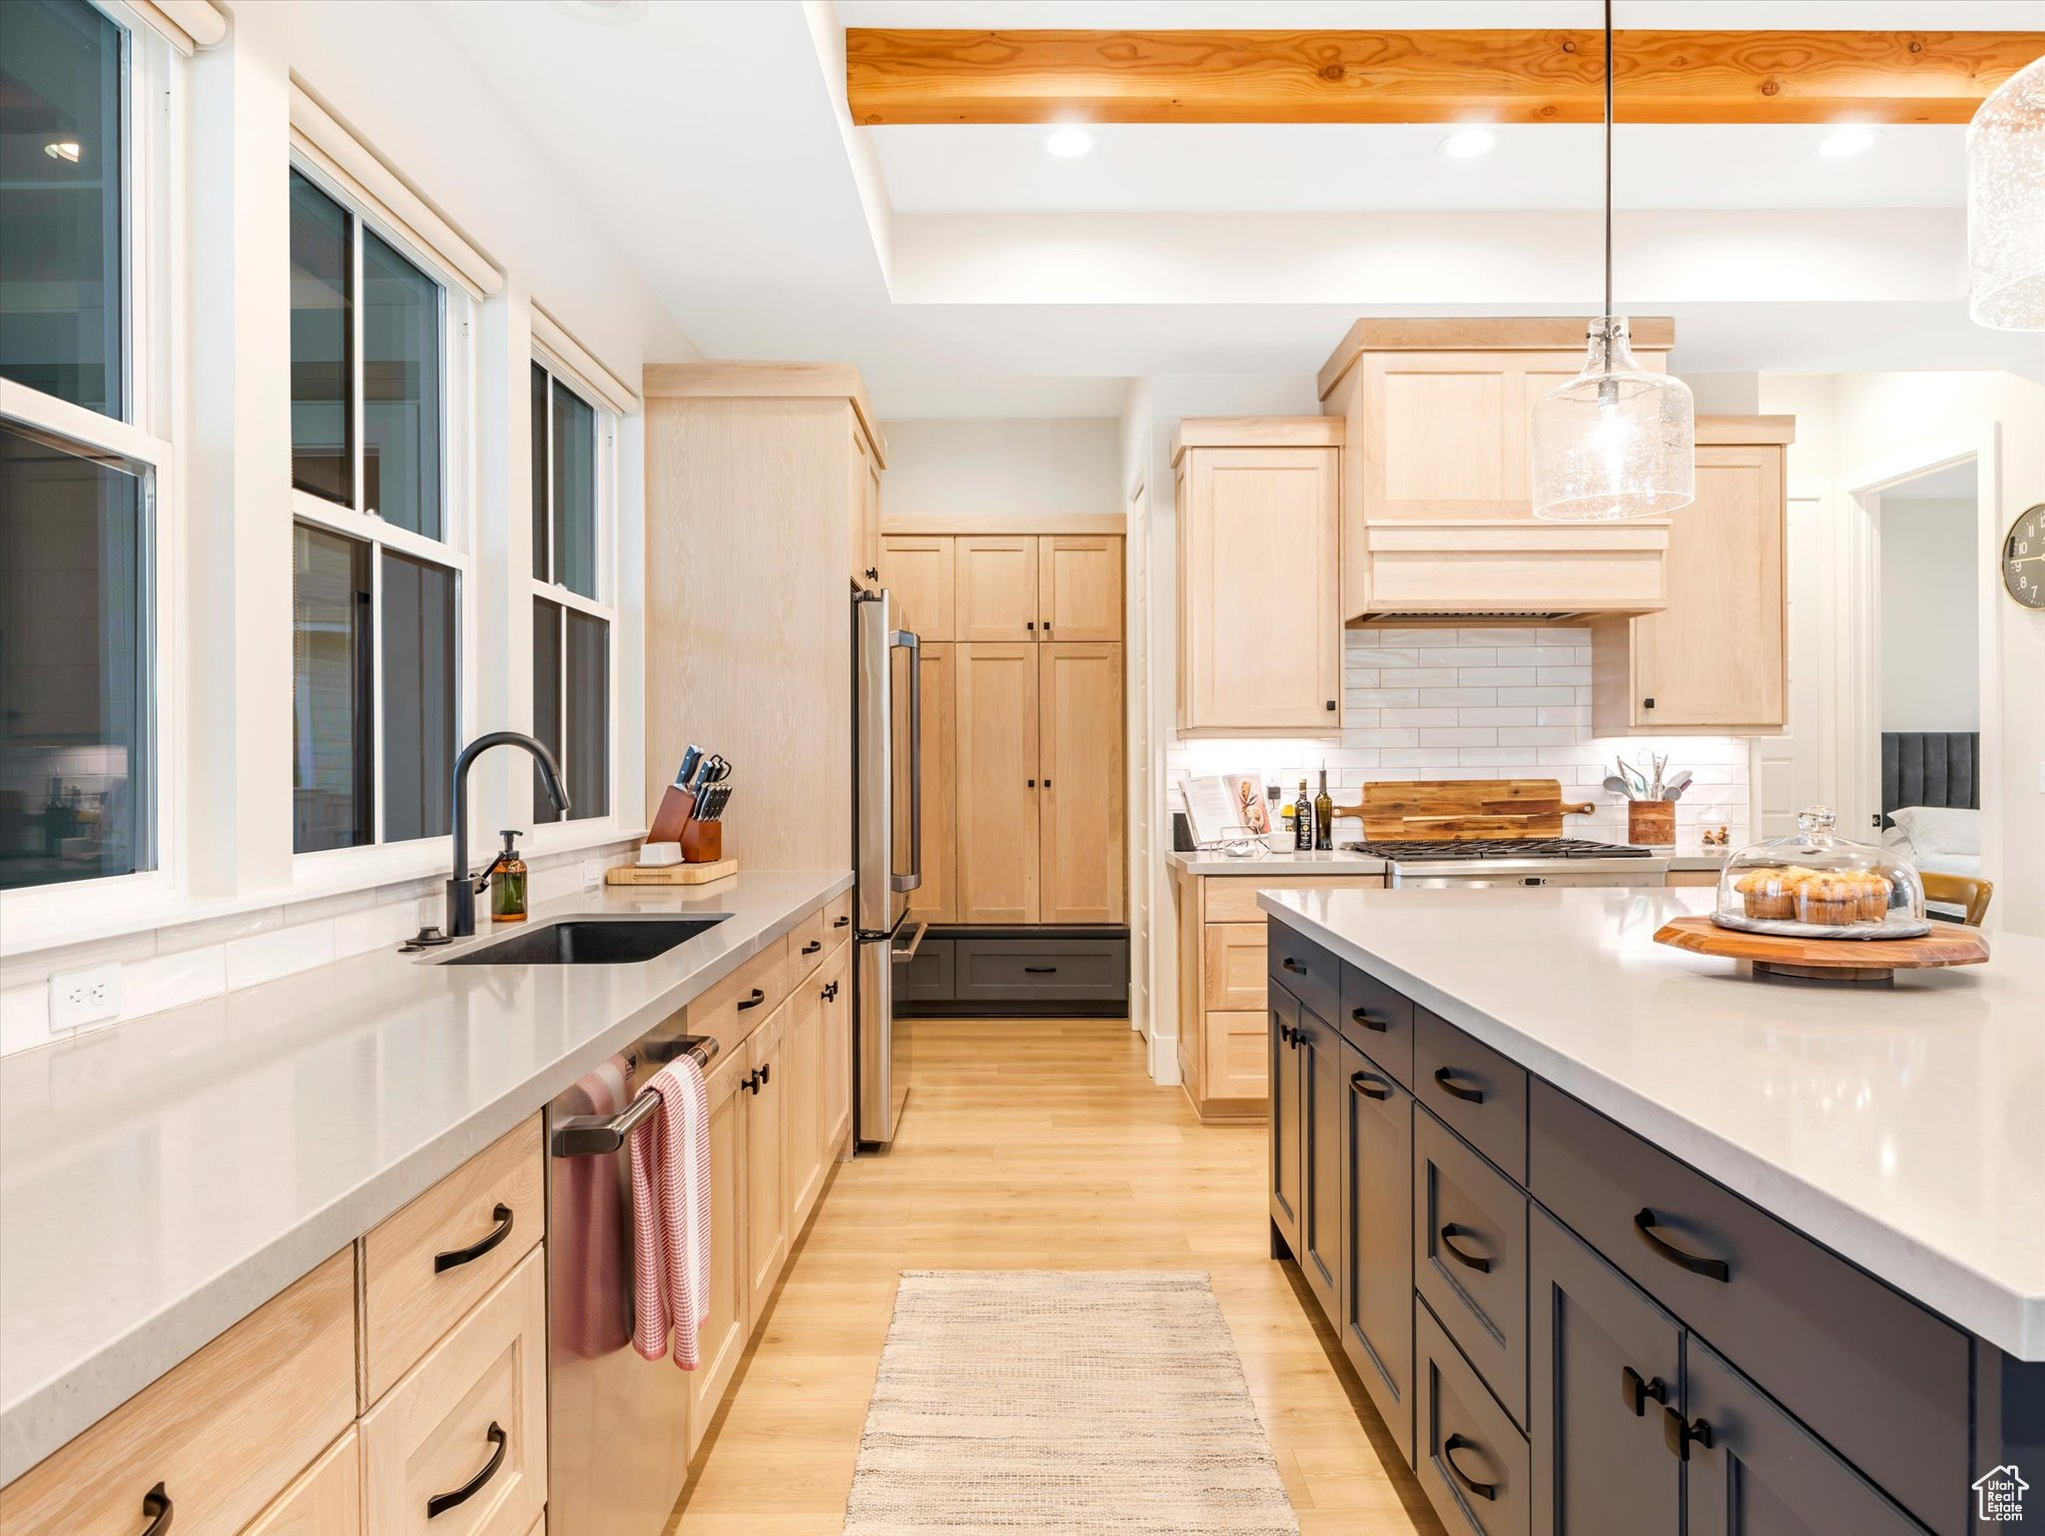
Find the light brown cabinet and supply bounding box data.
[887,532,1123,645]
[241,1430,361,1536]
[1040,642,1126,923]
[954,535,1039,640]
[819,941,854,1155]
[852,422,883,588]
[1590,418,1793,735]
[903,641,957,924]
[687,1042,753,1450]
[743,1005,789,1326]
[879,533,954,639]
[1038,535,1123,641]
[956,641,1042,922]
[1172,422,1343,737]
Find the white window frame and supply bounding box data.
[0,0,182,940]
[287,152,477,878]
[526,353,621,850]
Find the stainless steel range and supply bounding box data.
[1342,836,1667,888]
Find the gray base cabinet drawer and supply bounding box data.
[1340,1038,1414,1466]
[897,937,954,1001]
[1417,1297,1532,1536]
[1267,921,1340,1028]
[1417,1106,1530,1429]
[953,937,1126,1002]
[1415,1007,1529,1183]
[1529,1080,1967,1536]
[1340,959,1415,1087]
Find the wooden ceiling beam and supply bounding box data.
[845,28,2045,126]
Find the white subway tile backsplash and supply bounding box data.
[1,981,54,1055]
[1458,667,1539,687]
[118,948,227,1025]
[1460,707,1539,727]
[1420,687,1497,707]
[1537,666,1593,686]
[1382,747,1463,768]
[1499,726,1580,747]
[225,922,336,991]
[1382,707,1461,727]
[1380,667,1461,688]
[1419,727,1498,747]
[1458,747,1541,767]
[1421,647,1489,668]
[1350,687,1419,708]
[1499,686,1577,706]
[1345,728,1420,749]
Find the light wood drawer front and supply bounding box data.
[0,1250,354,1536]
[1203,875,1384,924]
[363,1247,547,1536]
[361,1118,545,1405]
[687,939,789,1046]
[824,890,853,943]
[243,1429,361,1536]
[787,906,828,978]
[1205,1011,1270,1100]
[1202,923,1268,1010]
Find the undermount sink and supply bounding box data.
[437,916,730,965]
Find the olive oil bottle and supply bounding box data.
[1294,777,1314,851]
[1314,768,1335,852]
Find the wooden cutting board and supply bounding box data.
[1356,779,1595,841]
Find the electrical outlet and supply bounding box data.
[49,962,123,1032]
[581,859,603,891]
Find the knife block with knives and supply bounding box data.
[648,748,733,863]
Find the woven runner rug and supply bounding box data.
[842,1270,1301,1535]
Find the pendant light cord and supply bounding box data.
[1603,0,1614,327]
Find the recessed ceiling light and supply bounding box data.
[1817,125,1880,159]
[1439,128,1498,160]
[43,140,81,163]
[1041,126,1094,159]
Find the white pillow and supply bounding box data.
[1887,805,1980,858]
[1881,824,1919,855]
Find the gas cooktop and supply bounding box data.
[1341,837,1655,861]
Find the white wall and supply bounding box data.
[1879,499,1981,731]
[879,417,1121,518]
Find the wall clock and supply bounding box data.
[2006,503,2045,610]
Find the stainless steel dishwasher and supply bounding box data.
[546,1018,719,1536]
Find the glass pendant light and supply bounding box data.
[1968,54,2045,331]
[1530,0,1695,521]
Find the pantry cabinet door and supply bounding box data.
[955,643,1041,922]
[1038,534,1122,641]
[880,534,953,641]
[903,642,957,924]
[955,536,1039,641]
[743,1010,789,1326]
[1039,642,1125,924]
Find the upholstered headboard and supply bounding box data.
[1881,732,1980,824]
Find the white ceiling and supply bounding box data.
[437,0,2045,417]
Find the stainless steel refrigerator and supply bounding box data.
[853,588,923,1148]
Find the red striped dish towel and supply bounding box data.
[626,1059,712,1369]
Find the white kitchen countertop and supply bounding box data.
[0,868,851,1484]
[1260,886,2045,1359]
[1167,849,1388,876]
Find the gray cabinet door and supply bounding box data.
[1270,991,1303,1259]
[1298,1001,1345,1324]
[1684,1336,1927,1536]
[1529,1206,1682,1536]
[1341,1039,1415,1467]
[1415,1107,1531,1429]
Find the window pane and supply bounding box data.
[551,380,597,598]
[564,611,609,821]
[292,524,371,852]
[530,362,549,581]
[532,598,561,823]
[289,172,353,505]
[382,551,457,841]
[0,420,151,887]
[362,232,441,539]
[0,0,124,417]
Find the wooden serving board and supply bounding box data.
[1654,915,1988,983]
[1350,778,1597,841]
[605,857,738,886]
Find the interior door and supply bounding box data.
[955,642,1040,922]
[903,643,956,923]
[1038,642,1124,923]
[955,536,1038,641]
[1037,534,1122,641]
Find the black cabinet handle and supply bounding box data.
[832,914,850,928]
[801,940,822,955]
[737,988,766,1011]
[1634,1208,1731,1282]
[1026,620,1035,631]
[1442,1434,1497,1501]
[434,1204,514,1274]
[427,1422,507,1518]
[1433,1066,1485,1104]
[1350,1007,1388,1032]
[1350,1071,1391,1101]
[1281,957,1307,974]
[139,1482,172,1536]
[1438,1223,1492,1274]
[759,1062,771,1086]
[1622,1365,1668,1417]
[1023,965,1058,974]
[1028,778,1036,788]
[1662,1406,1714,1462]
[744,1069,762,1095]
[822,979,839,1001]
[1278,1023,1296,1046]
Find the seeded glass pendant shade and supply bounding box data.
[1968,55,2045,331]
[1529,1,1695,522]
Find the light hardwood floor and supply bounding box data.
[669,1016,1443,1535]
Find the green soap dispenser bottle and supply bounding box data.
[489,830,529,923]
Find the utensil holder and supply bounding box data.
[1628,799,1677,847]
[680,818,723,863]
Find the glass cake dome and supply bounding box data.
[1713,806,1928,940]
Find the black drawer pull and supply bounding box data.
[737,988,766,1011]
[1438,1223,1492,1274]
[1442,1434,1498,1501]
[1350,1071,1391,1101]
[801,939,822,955]
[822,979,839,1001]
[1023,965,1059,974]
[427,1422,507,1518]
[434,1204,514,1274]
[1634,1208,1731,1282]
[140,1483,172,1536]
[1662,1406,1714,1462]
[832,914,850,928]
[1622,1365,1668,1417]
[1281,957,1307,974]
[1433,1066,1485,1104]
[1350,1007,1388,1032]
[759,1062,771,1086]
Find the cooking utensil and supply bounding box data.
[1650,753,1668,800]
[1664,770,1692,801]
[1603,775,1635,800]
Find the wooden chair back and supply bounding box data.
[1920,871,1993,927]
